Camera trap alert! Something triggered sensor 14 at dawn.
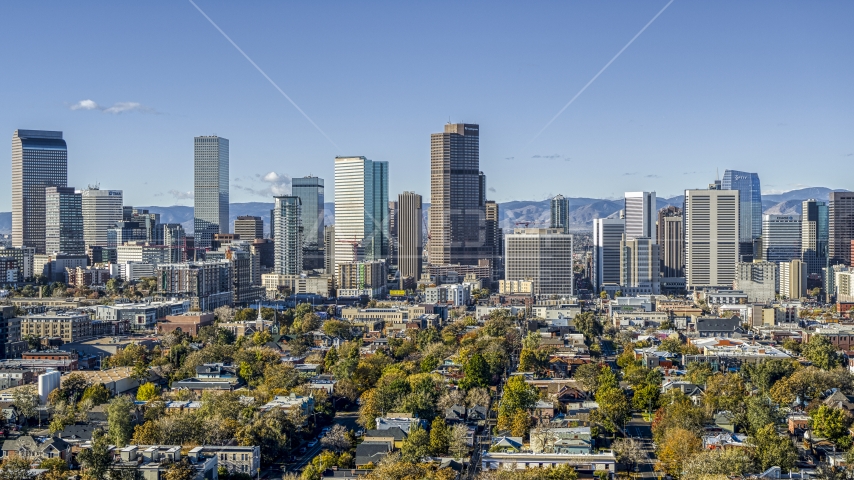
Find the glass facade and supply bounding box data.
[550,195,569,233]
[45,186,84,255]
[802,199,828,276]
[194,136,229,249]
[291,176,324,247]
[333,157,389,272]
[11,130,68,254]
[721,170,761,259]
[273,196,303,275]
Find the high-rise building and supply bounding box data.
[45,187,83,255]
[291,176,324,247]
[194,135,229,249]
[388,200,399,265]
[155,260,233,311]
[397,192,422,281]
[624,192,656,241]
[161,223,187,263]
[684,188,740,289]
[505,228,574,297]
[657,206,684,278]
[234,216,264,241]
[762,214,802,265]
[620,235,660,295]
[721,170,761,261]
[12,130,68,254]
[829,192,854,266]
[81,187,123,248]
[779,259,806,300]
[734,261,777,303]
[428,123,489,267]
[593,218,625,291]
[550,195,569,234]
[272,196,303,276]
[324,225,335,275]
[333,156,388,273]
[801,199,829,277]
[485,201,503,280]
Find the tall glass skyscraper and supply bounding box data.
[722,170,761,260]
[550,195,569,233]
[11,130,68,254]
[193,136,229,249]
[802,199,828,276]
[333,156,389,274]
[291,176,324,247]
[45,186,84,255]
[273,196,302,275]
[81,187,123,248]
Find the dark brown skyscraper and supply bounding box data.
[657,206,684,278]
[428,123,487,267]
[234,216,263,241]
[397,192,422,280]
[829,192,854,266]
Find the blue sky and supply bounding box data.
[1,1,852,210]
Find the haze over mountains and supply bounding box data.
[0,187,846,235]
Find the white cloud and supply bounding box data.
[70,99,100,110]
[68,99,158,114]
[169,190,194,200]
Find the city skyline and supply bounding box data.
[2,1,853,211]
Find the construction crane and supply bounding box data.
[336,238,361,259]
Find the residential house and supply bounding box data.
[530,427,593,454]
[713,412,736,433]
[192,445,260,476]
[703,432,748,450]
[363,428,407,449]
[1,436,71,463]
[260,393,315,416]
[354,442,391,468]
[489,436,523,453]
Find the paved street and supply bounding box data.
[262,411,360,478]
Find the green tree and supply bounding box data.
[400,424,430,462]
[748,423,798,472]
[0,456,33,480]
[573,312,602,344]
[802,335,842,370]
[136,382,158,401]
[429,417,450,456]
[107,395,135,447]
[573,362,602,394]
[12,385,38,425]
[164,460,196,480]
[742,358,797,393]
[595,385,630,434]
[81,383,112,405]
[460,353,490,390]
[702,373,747,416]
[810,405,852,443]
[78,430,114,479]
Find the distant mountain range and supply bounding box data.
[0,187,846,235]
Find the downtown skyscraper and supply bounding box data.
[428,123,490,267]
[624,191,656,242]
[81,187,123,248]
[550,195,569,234]
[272,196,302,275]
[45,186,83,255]
[721,170,762,261]
[684,187,739,289]
[291,176,324,247]
[397,192,423,281]
[333,156,389,273]
[194,136,229,249]
[11,130,68,254]
[829,191,854,266]
[801,199,829,276]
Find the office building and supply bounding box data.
[721,170,761,261]
[801,199,829,277]
[292,176,324,246]
[397,192,423,281]
[193,135,229,249]
[550,195,569,233]
[592,218,624,292]
[779,259,806,300]
[272,196,303,276]
[116,243,176,265]
[657,206,684,278]
[80,187,123,248]
[624,192,656,241]
[734,261,777,303]
[45,187,84,255]
[620,235,660,295]
[323,226,335,275]
[485,200,503,280]
[428,123,490,267]
[337,261,388,297]
[0,247,34,282]
[12,130,68,254]
[829,192,854,266]
[389,200,399,265]
[762,214,802,265]
[234,216,263,241]
[685,188,739,289]
[155,260,233,311]
[504,229,573,297]
[333,156,388,274]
